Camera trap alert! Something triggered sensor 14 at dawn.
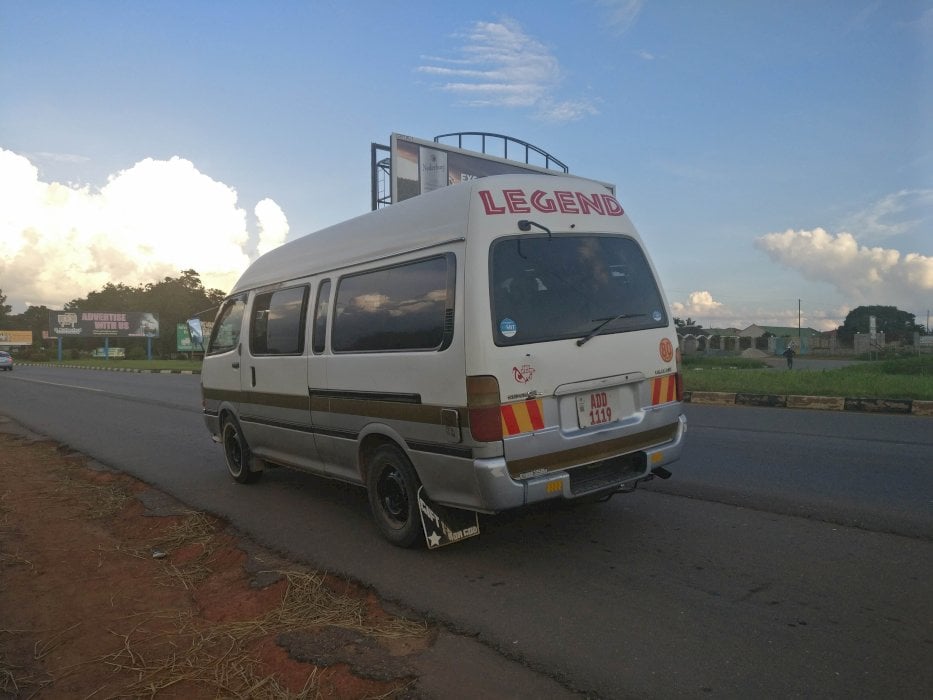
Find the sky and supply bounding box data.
[1,0,931,331]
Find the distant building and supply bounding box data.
[739,324,821,339]
[678,324,824,356]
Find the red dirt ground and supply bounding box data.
[0,430,433,698]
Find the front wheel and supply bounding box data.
[366,445,423,548]
[222,416,262,484]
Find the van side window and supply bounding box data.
[332,254,455,353]
[312,279,331,354]
[249,286,309,355]
[206,296,246,355]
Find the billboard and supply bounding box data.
[48,311,160,338]
[0,330,33,346]
[390,133,613,204]
[176,319,213,352]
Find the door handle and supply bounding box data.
[232,361,240,369]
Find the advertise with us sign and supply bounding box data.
[48,311,160,338]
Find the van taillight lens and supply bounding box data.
[467,375,502,443]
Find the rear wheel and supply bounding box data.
[222,416,262,484]
[366,445,423,548]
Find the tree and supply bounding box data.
[0,289,11,328]
[58,270,225,358]
[674,317,705,335]
[836,305,924,344]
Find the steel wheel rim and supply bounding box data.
[224,424,243,475]
[377,467,409,525]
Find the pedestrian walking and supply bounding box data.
[782,345,796,369]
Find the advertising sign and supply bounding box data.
[0,330,33,346]
[176,320,213,352]
[48,311,160,338]
[390,133,613,204]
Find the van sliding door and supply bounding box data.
[241,284,324,472]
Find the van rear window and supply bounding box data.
[490,234,667,346]
[332,254,455,353]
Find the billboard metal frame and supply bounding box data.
[371,131,608,211]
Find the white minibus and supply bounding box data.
[201,174,686,547]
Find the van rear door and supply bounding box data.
[487,233,681,483]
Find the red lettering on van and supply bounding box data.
[601,194,624,216]
[479,190,506,214]
[503,189,530,213]
[555,191,579,213]
[478,188,624,217]
[530,190,557,212]
[577,191,604,215]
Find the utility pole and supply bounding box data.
[798,299,802,349]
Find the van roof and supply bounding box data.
[230,173,613,294]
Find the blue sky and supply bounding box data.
[1,0,931,331]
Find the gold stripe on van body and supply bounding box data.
[205,386,465,432]
[310,391,457,426]
[202,388,310,412]
[505,422,679,478]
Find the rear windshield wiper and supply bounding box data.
[576,313,645,346]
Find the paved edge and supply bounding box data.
[13,363,932,417]
[686,391,933,417]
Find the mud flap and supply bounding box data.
[417,487,480,549]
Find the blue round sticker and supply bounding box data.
[499,317,518,338]
[652,310,663,322]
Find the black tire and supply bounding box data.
[222,416,262,484]
[366,444,423,548]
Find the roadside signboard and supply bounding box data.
[48,311,160,338]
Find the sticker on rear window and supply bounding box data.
[499,318,517,338]
[652,310,663,322]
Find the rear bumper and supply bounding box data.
[472,412,687,511]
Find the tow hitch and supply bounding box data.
[651,465,672,479]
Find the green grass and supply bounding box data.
[25,358,203,372]
[23,354,933,400]
[683,355,933,400]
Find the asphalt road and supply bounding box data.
[1,366,931,698]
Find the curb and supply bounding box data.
[14,362,200,375]
[685,391,933,417]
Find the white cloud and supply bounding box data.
[755,227,933,308]
[417,18,598,122]
[594,0,644,34]
[0,149,287,312]
[670,290,723,318]
[255,198,289,257]
[841,188,933,241]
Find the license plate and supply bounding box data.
[576,390,619,429]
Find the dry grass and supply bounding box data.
[51,472,129,518]
[78,569,426,699]
[2,437,427,699]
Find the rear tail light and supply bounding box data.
[466,375,502,443]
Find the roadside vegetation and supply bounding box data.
[23,354,933,400]
[683,355,933,400]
